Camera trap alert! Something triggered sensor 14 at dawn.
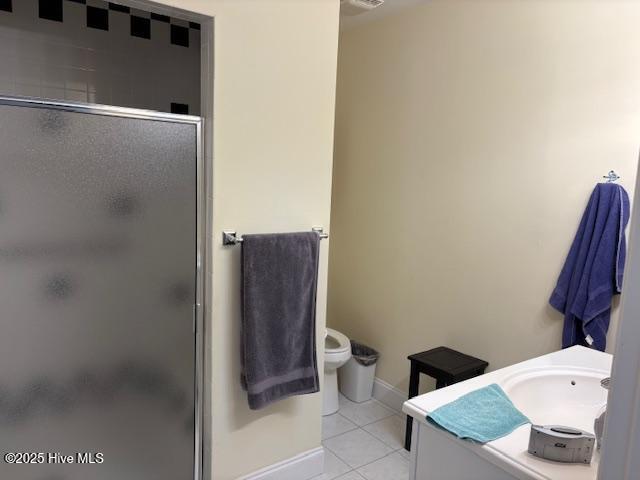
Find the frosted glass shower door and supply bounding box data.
[0,99,200,480]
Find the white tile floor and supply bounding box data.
[315,394,410,480]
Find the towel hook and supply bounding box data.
[603,170,620,183]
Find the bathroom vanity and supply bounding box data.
[402,346,611,480]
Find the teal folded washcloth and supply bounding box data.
[426,384,530,443]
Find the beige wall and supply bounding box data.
[329,0,640,395]
[152,1,340,479]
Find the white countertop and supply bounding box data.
[402,346,612,480]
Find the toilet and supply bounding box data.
[323,328,352,416]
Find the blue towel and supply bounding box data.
[550,183,630,351]
[426,384,530,443]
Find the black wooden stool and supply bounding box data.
[404,346,488,451]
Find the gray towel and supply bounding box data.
[241,232,320,410]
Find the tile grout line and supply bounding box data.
[322,423,410,479]
[355,443,406,469]
[322,398,408,480]
[337,405,397,427]
[324,407,403,443]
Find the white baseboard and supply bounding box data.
[240,447,324,480]
[372,377,407,413]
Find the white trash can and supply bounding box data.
[338,341,379,403]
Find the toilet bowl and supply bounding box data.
[323,328,351,416]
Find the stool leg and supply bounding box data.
[405,363,420,451]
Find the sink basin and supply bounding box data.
[501,366,609,433]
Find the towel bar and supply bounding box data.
[222,227,329,246]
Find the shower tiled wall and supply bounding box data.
[0,0,200,114]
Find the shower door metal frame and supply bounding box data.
[0,95,206,480]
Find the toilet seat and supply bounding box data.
[325,328,350,354]
[323,327,352,416]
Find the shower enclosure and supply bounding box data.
[0,97,204,480]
